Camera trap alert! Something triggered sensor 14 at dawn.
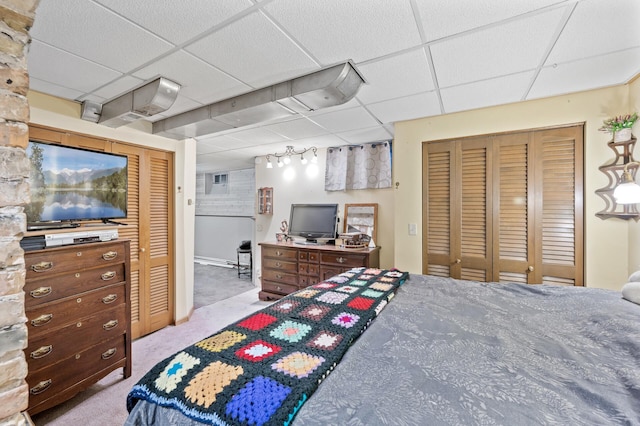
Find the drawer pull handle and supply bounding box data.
[102,348,117,360]
[101,271,117,281]
[30,286,52,298]
[31,314,53,327]
[102,251,118,261]
[275,251,282,256]
[337,257,346,264]
[276,286,282,291]
[276,274,283,279]
[102,294,118,304]
[30,379,52,395]
[103,319,118,330]
[31,345,53,359]
[275,262,282,267]
[31,261,53,272]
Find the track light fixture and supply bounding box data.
[264,146,317,169]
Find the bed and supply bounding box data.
[125,271,640,425]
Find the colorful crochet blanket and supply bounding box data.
[126,267,409,426]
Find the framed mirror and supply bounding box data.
[343,203,378,244]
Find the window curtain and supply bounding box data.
[325,142,392,191]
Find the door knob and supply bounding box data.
[527,266,534,272]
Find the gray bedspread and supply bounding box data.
[126,275,640,425]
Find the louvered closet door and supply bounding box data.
[423,140,492,280]
[112,144,175,338]
[532,126,583,286]
[493,134,535,283]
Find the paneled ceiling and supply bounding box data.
[28,0,640,172]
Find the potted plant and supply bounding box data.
[599,112,638,142]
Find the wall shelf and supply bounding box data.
[595,136,640,221]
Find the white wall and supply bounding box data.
[254,148,395,280]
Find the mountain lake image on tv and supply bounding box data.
[26,141,128,227]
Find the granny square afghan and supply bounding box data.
[127,267,409,426]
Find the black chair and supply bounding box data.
[237,241,252,279]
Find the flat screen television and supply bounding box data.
[25,140,128,231]
[288,203,339,244]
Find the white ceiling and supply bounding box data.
[28,0,640,172]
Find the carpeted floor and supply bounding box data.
[30,263,264,426]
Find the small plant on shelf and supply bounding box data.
[599,112,637,141]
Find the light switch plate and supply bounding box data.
[408,223,417,235]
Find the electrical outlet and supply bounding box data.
[408,223,417,235]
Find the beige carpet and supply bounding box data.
[30,287,271,425]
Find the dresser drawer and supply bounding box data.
[298,263,320,276]
[261,280,298,296]
[25,241,126,280]
[262,246,297,260]
[321,252,368,267]
[27,305,126,373]
[26,284,125,339]
[298,251,320,262]
[263,258,297,272]
[299,275,319,287]
[262,268,298,285]
[27,335,126,410]
[25,263,125,308]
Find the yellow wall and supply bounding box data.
[393,84,638,290]
[27,91,197,322]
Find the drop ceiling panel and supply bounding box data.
[27,41,122,95]
[186,11,319,88]
[529,48,640,100]
[30,0,173,73]
[431,7,567,88]
[310,107,380,133]
[263,118,329,140]
[414,0,566,42]
[133,50,250,104]
[337,125,393,144]
[546,0,640,64]
[91,75,144,101]
[222,127,291,147]
[355,48,435,105]
[441,71,535,113]
[367,92,441,124]
[29,77,85,101]
[264,0,422,64]
[94,0,254,45]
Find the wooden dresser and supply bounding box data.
[259,241,380,300]
[23,240,132,415]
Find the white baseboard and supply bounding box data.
[194,256,235,268]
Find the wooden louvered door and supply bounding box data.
[423,139,492,280]
[423,125,583,286]
[111,144,174,338]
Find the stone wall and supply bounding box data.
[0,0,40,424]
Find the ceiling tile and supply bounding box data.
[367,92,441,124]
[30,0,174,73]
[309,107,380,133]
[430,6,567,87]
[133,50,250,103]
[264,0,422,64]
[92,75,145,101]
[356,48,435,105]
[185,11,319,88]
[222,127,290,147]
[546,0,640,64]
[263,118,329,140]
[414,0,566,42]
[441,71,535,113]
[27,41,122,96]
[337,126,393,144]
[529,48,640,100]
[94,0,254,45]
[29,77,85,101]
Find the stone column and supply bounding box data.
[0,0,40,424]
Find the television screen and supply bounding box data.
[26,141,128,229]
[288,204,338,243]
